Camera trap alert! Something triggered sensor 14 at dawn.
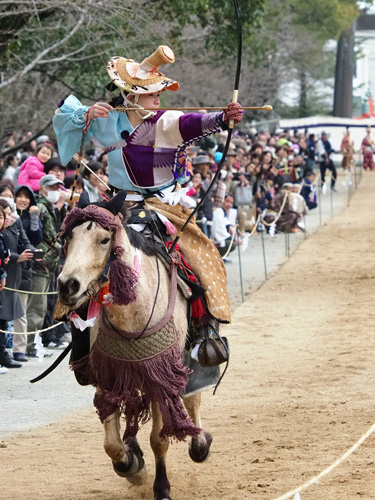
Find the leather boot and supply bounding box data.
[0,350,22,368]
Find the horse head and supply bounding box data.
[57,193,138,308]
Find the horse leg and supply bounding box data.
[150,400,171,500]
[97,391,145,480]
[184,393,212,463]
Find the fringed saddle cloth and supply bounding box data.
[73,264,201,442]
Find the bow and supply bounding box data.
[168,0,242,254]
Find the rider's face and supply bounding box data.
[138,92,161,110]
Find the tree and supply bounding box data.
[0,0,266,146]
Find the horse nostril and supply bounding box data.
[66,278,80,296]
[58,277,80,300]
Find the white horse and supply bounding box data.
[57,196,212,500]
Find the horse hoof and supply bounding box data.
[188,431,212,463]
[112,438,145,478]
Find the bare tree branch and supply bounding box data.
[0,9,87,89]
[38,42,92,64]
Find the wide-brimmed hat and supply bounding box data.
[106,45,179,95]
[194,155,211,166]
[226,148,237,157]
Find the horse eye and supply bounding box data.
[100,237,110,245]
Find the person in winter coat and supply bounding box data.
[0,205,10,373]
[26,175,63,352]
[12,186,43,361]
[0,200,34,368]
[0,205,9,290]
[17,143,53,192]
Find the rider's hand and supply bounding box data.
[86,102,113,120]
[223,102,243,126]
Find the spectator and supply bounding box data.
[361,125,374,171]
[0,205,10,372]
[307,134,316,171]
[188,171,213,237]
[210,165,227,209]
[192,155,212,191]
[234,173,253,234]
[211,193,239,260]
[317,132,337,192]
[3,154,19,182]
[44,157,66,181]
[18,142,54,192]
[341,128,354,170]
[0,180,17,221]
[79,160,106,206]
[0,199,35,367]
[263,184,302,233]
[26,175,63,354]
[301,170,318,210]
[12,186,43,361]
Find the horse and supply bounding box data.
[57,194,213,500]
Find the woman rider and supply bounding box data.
[53,45,243,326]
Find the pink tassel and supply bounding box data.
[109,258,138,305]
[165,220,177,236]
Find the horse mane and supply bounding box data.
[67,191,159,257]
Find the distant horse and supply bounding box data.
[57,195,212,500]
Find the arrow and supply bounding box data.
[115,104,273,112]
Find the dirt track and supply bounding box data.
[2,172,375,500]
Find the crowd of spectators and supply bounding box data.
[0,125,342,372]
[186,127,337,252]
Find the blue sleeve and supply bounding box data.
[52,95,93,166]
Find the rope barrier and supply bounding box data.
[1,321,64,336]
[249,213,262,236]
[221,224,237,259]
[4,286,57,295]
[261,193,288,227]
[271,421,375,500]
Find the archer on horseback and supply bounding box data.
[53,45,243,386]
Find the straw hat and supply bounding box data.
[107,45,179,94]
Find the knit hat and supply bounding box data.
[106,45,179,95]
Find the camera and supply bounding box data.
[232,172,252,181]
[31,249,45,260]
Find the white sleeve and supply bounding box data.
[212,208,230,246]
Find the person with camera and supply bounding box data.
[0,199,35,368]
[12,185,43,361]
[26,175,63,355]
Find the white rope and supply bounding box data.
[1,321,64,336]
[271,421,375,500]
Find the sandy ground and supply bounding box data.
[2,170,375,500]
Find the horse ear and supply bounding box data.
[94,190,129,217]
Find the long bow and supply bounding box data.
[168,0,242,254]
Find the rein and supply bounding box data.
[100,261,177,340]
